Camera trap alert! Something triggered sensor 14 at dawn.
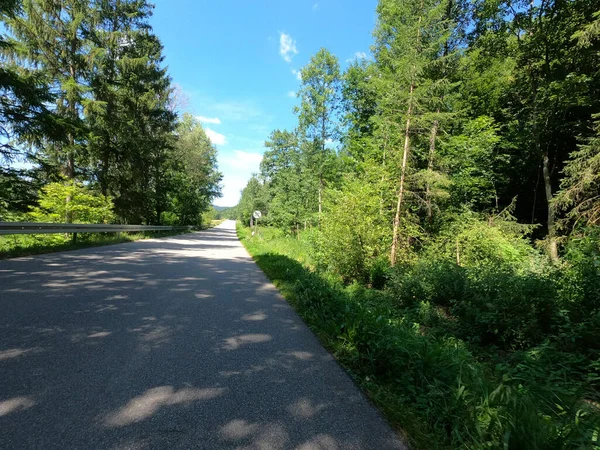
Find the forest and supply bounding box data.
[235,0,600,448]
[0,0,222,245]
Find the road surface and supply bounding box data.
[0,220,406,450]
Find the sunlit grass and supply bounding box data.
[238,223,600,450]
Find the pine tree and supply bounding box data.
[554,8,600,230]
[4,0,94,179]
[0,0,56,162]
[373,0,453,265]
[1,0,63,217]
[85,0,176,224]
[555,116,600,229]
[86,0,154,196]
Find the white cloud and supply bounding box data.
[215,150,265,206]
[346,51,368,62]
[236,150,263,163]
[212,101,262,122]
[287,90,296,98]
[191,95,267,123]
[224,150,263,170]
[220,150,263,171]
[324,138,337,149]
[292,69,302,81]
[213,175,248,207]
[205,127,227,146]
[279,32,298,63]
[195,116,221,125]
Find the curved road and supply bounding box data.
[0,220,406,450]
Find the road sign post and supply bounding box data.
[252,210,262,237]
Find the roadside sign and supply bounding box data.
[253,210,262,219]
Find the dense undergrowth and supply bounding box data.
[239,224,600,450]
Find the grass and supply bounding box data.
[0,219,225,259]
[238,224,600,450]
[237,226,434,447]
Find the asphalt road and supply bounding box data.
[0,220,406,450]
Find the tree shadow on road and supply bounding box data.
[0,230,404,450]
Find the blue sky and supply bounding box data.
[150,0,379,206]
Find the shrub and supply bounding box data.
[453,268,558,349]
[29,180,114,224]
[429,210,542,272]
[201,206,218,225]
[318,179,391,283]
[390,259,558,350]
[386,214,562,350]
[239,225,600,450]
[369,256,391,289]
[160,211,179,225]
[390,258,467,307]
[558,228,600,353]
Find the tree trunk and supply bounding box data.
[66,42,77,180]
[100,150,109,196]
[425,116,439,221]
[318,174,323,218]
[390,83,414,266]
[390,4,423,266]
[525,0,556,261]
[65,60,77,223]
[380,129,389,216]
[543,150,559,261]
[531,78,558,261]
[531,162,541,224]
[155,163,162,225]
[319,114,327,225]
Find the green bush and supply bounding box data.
[558,228,600,353]
[390,259,558,350]
[29,180,114,224]
[369,256,391,289]
[454,268,557,349]
[201,206,218,225]
[430,211,542,272]
[239,225,600,450]
[385,214,563,350]
[318,179,391,284]
[391,258,467,307]
[160,211,179,225]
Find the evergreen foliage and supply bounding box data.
[0,0,221,226]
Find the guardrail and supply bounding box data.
[0,222,194,242]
